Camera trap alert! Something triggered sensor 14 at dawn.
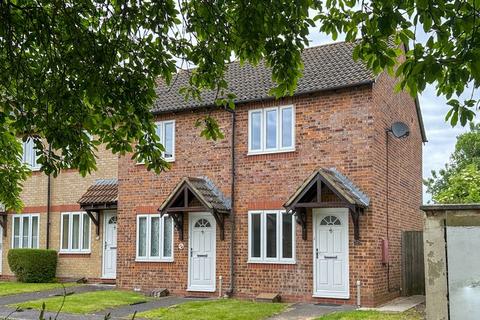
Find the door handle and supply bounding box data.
[316,248,318,259]
[190,247,193,257]
[110,246,117,249]
[324,255,338,259]
[197,254,208,258]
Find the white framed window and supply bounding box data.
[156,120,175,161]
[136,214,174,261]
[248,210,295,264]
[248,105,295,154]
[60,212,91,253]
[22,138,41,170]
[12,214,40,249]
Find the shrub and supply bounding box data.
[8,249,57,283]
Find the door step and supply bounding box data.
[255,293,281,303]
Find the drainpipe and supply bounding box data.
[227,109,236,296]
[46,143,52,249]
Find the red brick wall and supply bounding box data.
[369,72,424,304]
[116,80,423,306]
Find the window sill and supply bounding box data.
[59,252,91,256]
[247,148,295,156]
[247,259,296,265]
[135,158,175,166]
[135,258,174,263]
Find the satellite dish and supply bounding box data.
[390,122,410,139]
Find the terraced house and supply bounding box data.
[0,41,426,307]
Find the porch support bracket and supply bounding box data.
[211,210,225,241]
[350,207,361,243]
[0,214,7,237]
[160,210,184,241]
[86,211,100,236]
[294,208,308,240]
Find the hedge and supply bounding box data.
[8,249,58,283]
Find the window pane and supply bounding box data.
[251,214,261,258]
[13,217,20,248]
[82,215,90,250]
[155,122,162,141]
[62,215,69,250]
[281,108,293,148]
[266,213,277,258]
[282,213,293,259]
[150,217,160,257]
[31,216,39,248]
[22,216,30,248]
[250,112,262,150]
[138,217,147,257]
[266,110,277,149]
[72,214,80,250]
[164,122,174,158]
[163,217,173,258]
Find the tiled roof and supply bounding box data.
[153,41,375,113]
[320,168,370,207]
[284,167,370,209]
[159,177,231,214]
[78,179,118,208]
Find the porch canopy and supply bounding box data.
[158,177,231,241]
[78,179,118,235]
[284,168,369,241]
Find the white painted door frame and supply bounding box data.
[313,208,350,299]
[102,210,117,279]
[187,212,216,292]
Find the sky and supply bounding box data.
[307,32,471,204]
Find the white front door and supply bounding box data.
[313,208,349,299]
[102,211,117,279]
[188,213,216,292]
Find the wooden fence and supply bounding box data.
[401,231,425,296]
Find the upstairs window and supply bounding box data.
[156,120,175,161]
[22,138,40,170]
[60,212,91,253]
[136,214,174,261]
[12,214,39,249]
[248,210,295,263]
[248,106,295,154]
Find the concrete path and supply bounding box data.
[360,295,425,313]
[269,303,354,320]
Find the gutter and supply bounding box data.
[151,81,375,116]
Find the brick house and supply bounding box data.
[0,143,119,282]
[115,41,426,306]
[0,40,425,307]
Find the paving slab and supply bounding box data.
[360,295,425,313]
[269,303,354,320]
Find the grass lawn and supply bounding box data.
[316,309,423,320]
[12,290,149,314]
[0,282,77,297]
[136,299,287,320]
